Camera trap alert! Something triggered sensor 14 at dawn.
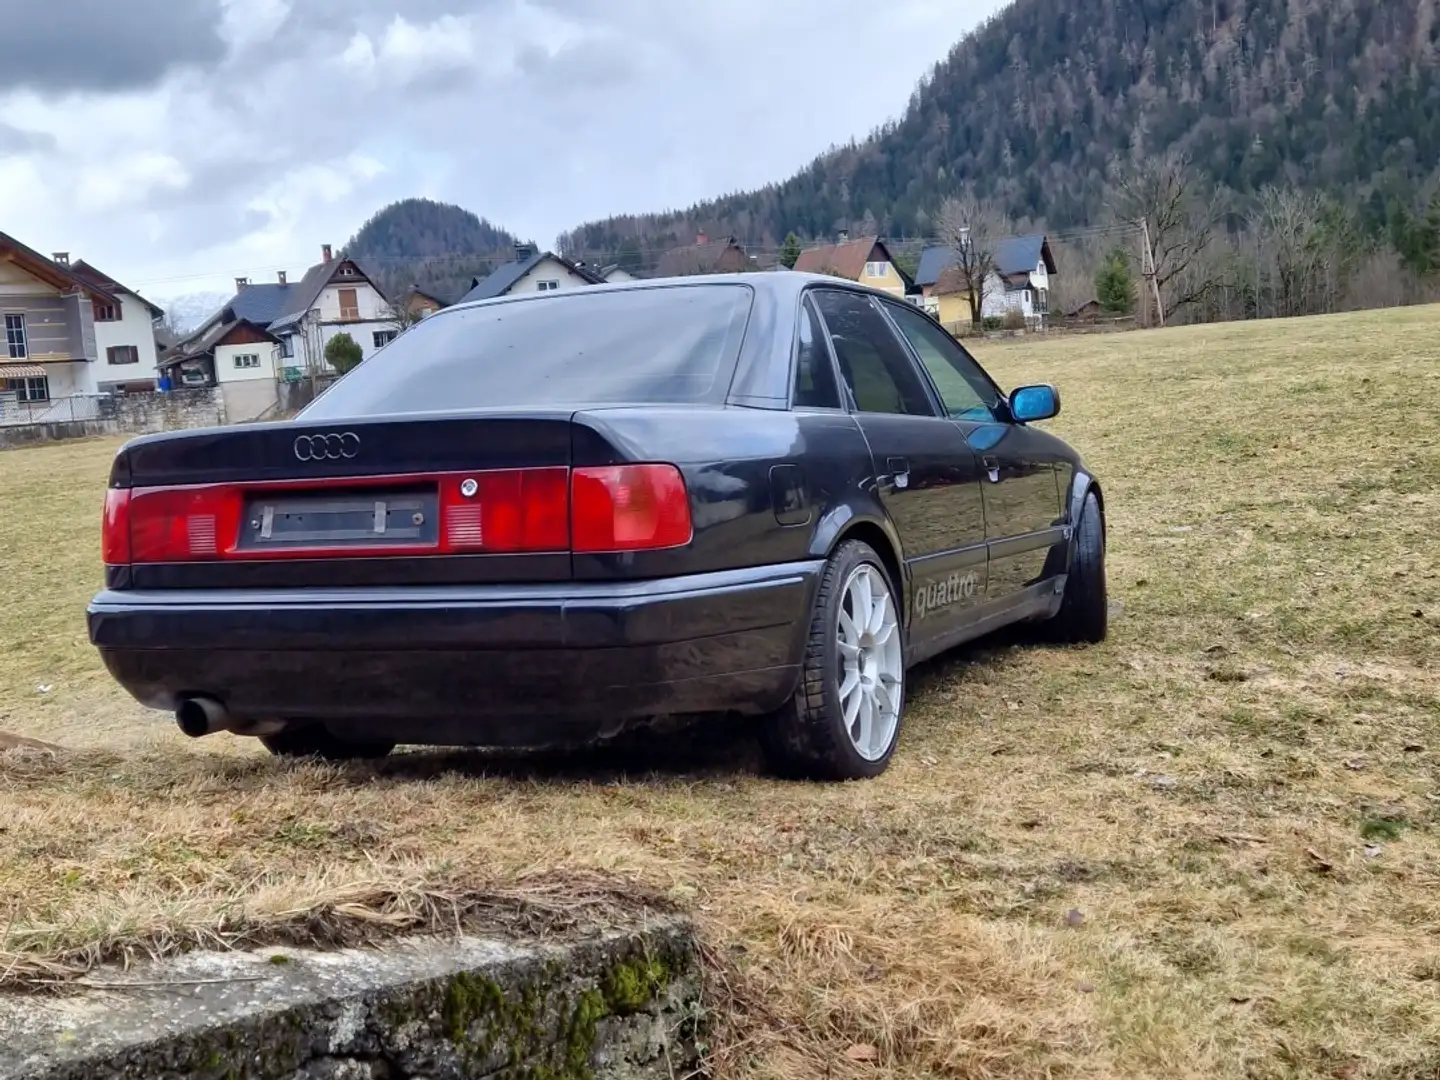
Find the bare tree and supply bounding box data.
[384,295,427,334]
[935,191,1011,327]
[1109,150,1223,321]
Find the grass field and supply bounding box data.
[2,306,1438,1078]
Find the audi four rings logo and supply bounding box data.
[293,432,361,461]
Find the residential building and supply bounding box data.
[595,264,637,284]
[0,231,163,413]
[395,285,447,320]
[161,274,292,420]
[793,234,913,298]
[268,245,395,376]
[914,234,1058,328]
[66,258,166,392]
[458,245,603,304]
[655,233,749,277]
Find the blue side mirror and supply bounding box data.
[1009,384,1060,423]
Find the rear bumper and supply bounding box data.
[88,561,821,746]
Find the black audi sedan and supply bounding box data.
[89,273,1107,780]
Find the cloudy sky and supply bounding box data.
[0,0,1004,309]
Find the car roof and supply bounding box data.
[441,271,895,317]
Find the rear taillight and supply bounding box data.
[101,488,132,565]
[438,468,569,553]
[103,464,691,565]
[572,465,693,553]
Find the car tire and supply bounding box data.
[261,724,396,762]
[1048,489,1108,644]
[760,540,906,781]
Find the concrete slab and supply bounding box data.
[0,919,699,1079]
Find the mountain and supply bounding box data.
[558,0,1440,264]
[154,291,231,334]
[343,198,532,303]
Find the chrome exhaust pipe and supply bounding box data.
[175,696,228,738]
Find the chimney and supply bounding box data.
[321,244,333,264]
[235,276,250,292]
[696,230,708,247]
[278,270,288,285]
[838,230,849,244]
[52,252,70,266]
[513,241,532,261]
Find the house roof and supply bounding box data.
[268,255,390,333]
[68,260,165,318]
[654,236,747,277]
[458,251,602,304]
[792,236,911,287]
[0,231,120,302]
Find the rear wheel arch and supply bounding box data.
[831,520,904,618]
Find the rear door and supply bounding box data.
[879,301,1067,601]
[808,288,987,645]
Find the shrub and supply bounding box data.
[982,315,1004,331]
[324,332,364,375]
[1001,309,1027,331]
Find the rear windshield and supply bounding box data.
[301,283,754,418]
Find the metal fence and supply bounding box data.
[0,394,107,427]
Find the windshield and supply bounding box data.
[302,283,754,418]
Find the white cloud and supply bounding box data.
[0,0,1007,304]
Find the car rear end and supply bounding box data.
[88,283,819,748]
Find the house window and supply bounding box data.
[93,301,121,322]
[4,314,26,359]
[373,330,398,349]
[107,345,140,365]
[278,337,293,359]
[1036,288,1049,315]
[233,353,261,369]
[535,280,560,292]
[338,288,360,320]
[4,376,48,402]
[863,261,888,279]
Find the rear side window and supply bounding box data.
[793,296,842,409]
[302,284,754,418]
[811,289,934,416]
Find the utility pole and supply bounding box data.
[1141,216,1165,328]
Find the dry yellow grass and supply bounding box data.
[1,306,1439,1078]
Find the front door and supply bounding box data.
[878,300,1066,601]
[809,289,988,647]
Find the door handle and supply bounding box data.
[887,456,910,490]
[982,455,1001,484]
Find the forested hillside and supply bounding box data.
[558,0,1440,262]
[344,198,531,302]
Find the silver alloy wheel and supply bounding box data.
[835,563,903,761]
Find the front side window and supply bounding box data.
[792,296,841,409]
[5,314,26,359]
[811,289,934,417]
[882,302,1002,422]
[301,283,754,418]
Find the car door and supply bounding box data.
[808,288,988,648]
[879,300,1067,603]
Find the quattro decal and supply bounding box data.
[913,571,978,619]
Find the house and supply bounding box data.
[161,273,293,420]
[396,285,447,320]
[267,245,396,377]
[596,264,637,284]
[1065,298,1102,321]
[793,234,913,298]
[458,245,603,304]
[914,234,1057,328]
[655,233,749,277]
[0,230,163,415]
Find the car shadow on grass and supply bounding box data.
[361,625,1049,787]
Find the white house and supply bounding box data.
[0,230,163,419]
[268,245,396,376]
[457,245,603,304]
[161,275,291,421]
[67,258,166,392]
[979,235,1057,326]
